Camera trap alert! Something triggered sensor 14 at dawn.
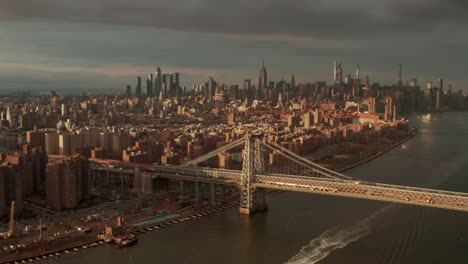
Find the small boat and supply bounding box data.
[116,234,138,248]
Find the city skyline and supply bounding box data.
[0,2,467,263]
[1,1,468,92]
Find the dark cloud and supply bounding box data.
[1,1,468,92]
[1,0,467,39]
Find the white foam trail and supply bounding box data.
[285,206,392,264]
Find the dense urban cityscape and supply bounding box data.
[1,0,468,263]
[0,60,467,263]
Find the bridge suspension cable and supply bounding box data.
[182,137,246,166]
[261,139,356,181]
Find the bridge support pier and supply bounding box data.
[239,188,268,215]
[195,181,200,202]
[210,183,216,206]
[179,181,184,196]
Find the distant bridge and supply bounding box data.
[90,134,468,214]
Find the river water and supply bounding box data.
[45,112,468,264]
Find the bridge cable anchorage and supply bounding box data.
[262,139,357,181]
[182,137,246,166]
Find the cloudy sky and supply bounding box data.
[1,0,467,93]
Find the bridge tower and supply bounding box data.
[239,134,267,215]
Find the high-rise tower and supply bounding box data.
[172,73,180,97]
[356,64,360,80]
[337,64,343,84]
[154,67,162,97]
[333,61,343,84]
[208,77,216,98]
[126,85,131,98]
[333,61,337,82]
[291,74,295,89]
[146,73,153,97]
[162,74,173,98]
[257,60,267,100]
[135,77,142,98]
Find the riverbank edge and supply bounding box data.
[337,128,417,173]
[0,202,242,264]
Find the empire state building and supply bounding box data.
[257,60,267,100]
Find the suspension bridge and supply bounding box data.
[91,134,468,214]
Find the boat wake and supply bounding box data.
[285,206,392,264]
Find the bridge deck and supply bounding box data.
[90,164,468,213]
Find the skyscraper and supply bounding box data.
[146,77,153,98]
[173,72,180,96]
[148,73,154,97]
[333,61,343,84]
[333,61,337,82]
[135,77,142,98]
[126,85,131,98]
[163,74,175,98]
[290,74,295,89]
[257,60,267,100]
[208,77,216,98]
[154,67,162,97]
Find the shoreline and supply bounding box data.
[0,130,417,264]
[0,202,241,264]
[337,128,417,173]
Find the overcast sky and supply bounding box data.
[1,0,467,93]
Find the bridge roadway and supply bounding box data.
[255,173,468,213]
[90,163,468,213]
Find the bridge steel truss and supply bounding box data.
[238,134,268,214]
[90,134,468,214]
[254,174,468,212]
